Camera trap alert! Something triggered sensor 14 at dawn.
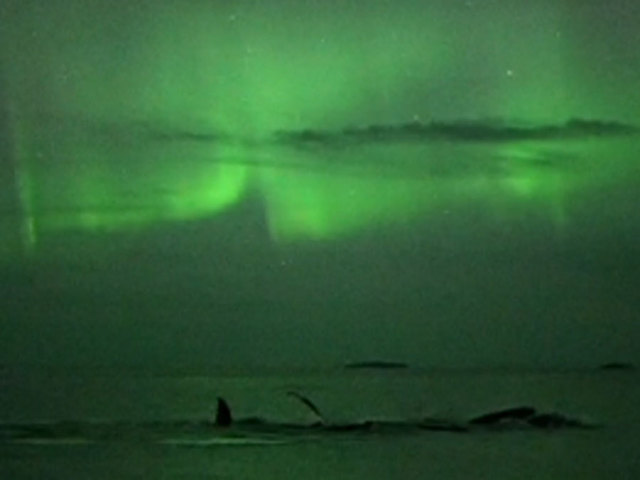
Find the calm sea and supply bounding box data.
[1,366,638,479]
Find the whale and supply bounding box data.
[212,394,592,434]
[0,398,594,446]
[468,405,589,429]
[215,397,232,427]
[286,391,326,423]
[469,406,537,425]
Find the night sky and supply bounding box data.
[1,0,639,370]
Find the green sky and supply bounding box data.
[1,0,639,369]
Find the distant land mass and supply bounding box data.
[344,361,409,370]
[598,362,636,371]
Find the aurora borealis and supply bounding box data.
[1,0,639,369]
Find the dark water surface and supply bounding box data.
[1,367,639,479]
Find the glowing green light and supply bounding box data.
[30,139,250,234]
[6,108,38,252]
[2,0,638,257]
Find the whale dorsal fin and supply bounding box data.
[215,397,232,427]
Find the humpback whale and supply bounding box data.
[212,395,591,434]
[286,391,326,424]
[468,406,590,429]
[0,398,594,446]
[469,406,537,425]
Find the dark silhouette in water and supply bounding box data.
[213,393,377,432]
[215,397,232,427]
[344,361,409,370]
[286,391,383,432]
[286,391,326,423]
[0,398,594,446]
[469,406,590,429]
[527,413,583,429]
[469,406,537,425]
[212,394,591,433]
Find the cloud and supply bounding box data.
[273,118,638,147]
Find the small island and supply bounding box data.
[344,361,409,370]
[598,362,636,371]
